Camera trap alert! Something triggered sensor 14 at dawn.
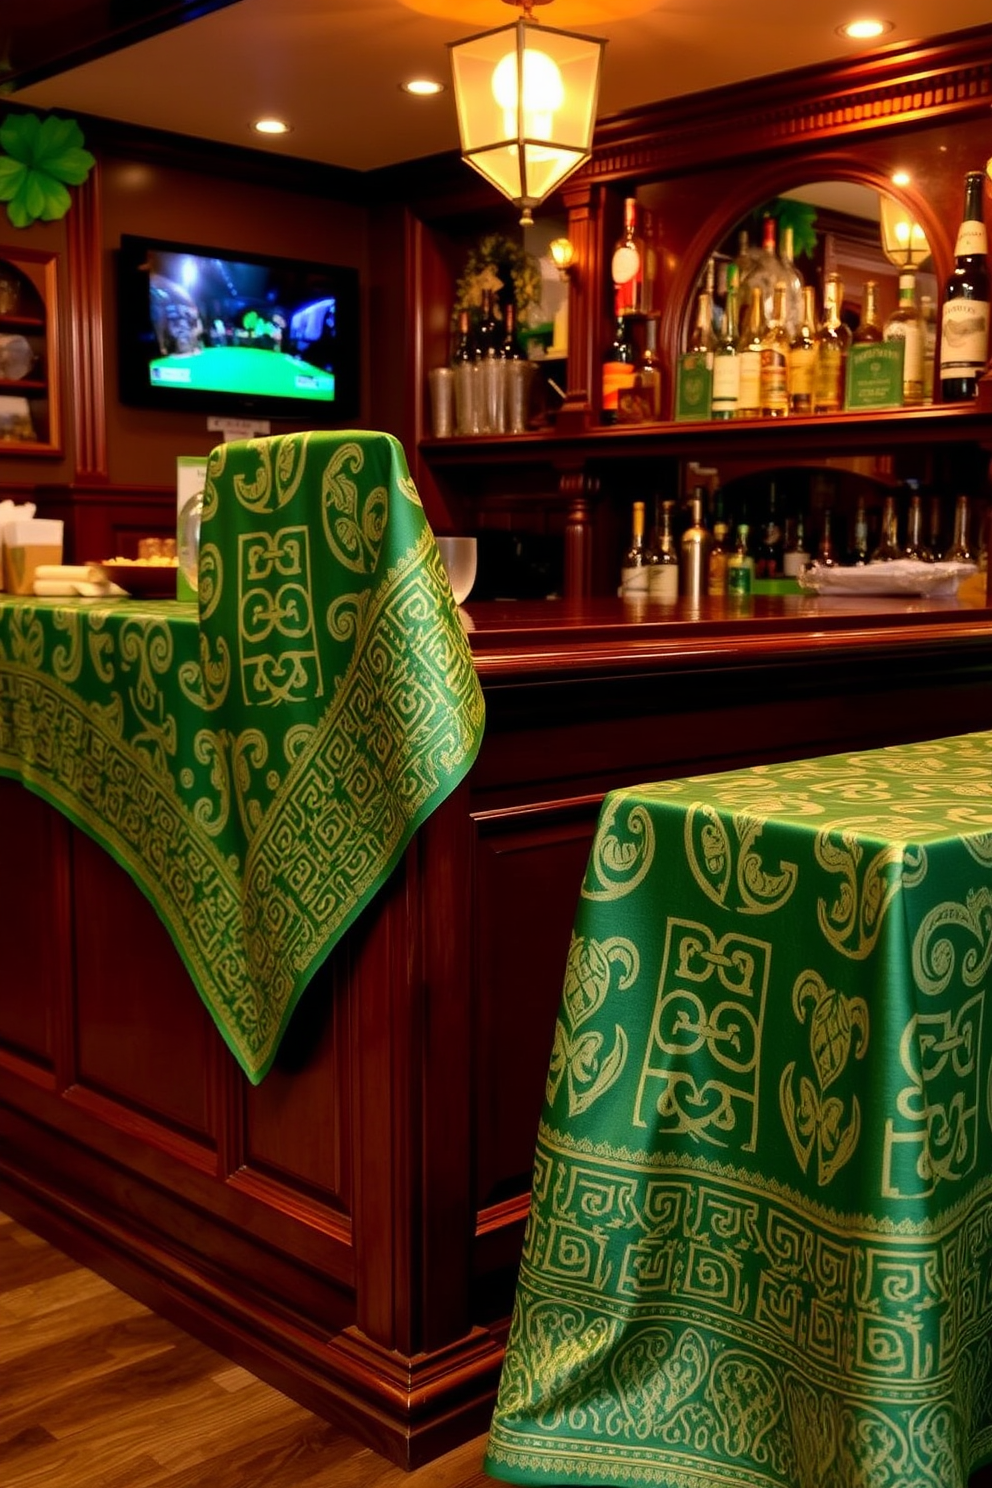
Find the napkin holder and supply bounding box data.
[3,518,64,595]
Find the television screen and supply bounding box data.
[117,234,360,421]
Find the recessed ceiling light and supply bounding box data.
[891,169,911,187]
[838,19,894,40]
[253,118,291,136]
[402,79,445,96]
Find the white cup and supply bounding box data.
[436,536,478,605]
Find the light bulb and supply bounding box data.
[491,46,564,139]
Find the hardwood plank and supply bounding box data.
[0,1214,492,1488]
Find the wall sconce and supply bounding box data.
[448,0,606,226]
[878,193,932,269]
[549,236,576,278]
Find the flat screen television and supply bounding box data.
[117,234,360,421]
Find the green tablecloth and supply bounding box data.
[487,732,992,1488]
[0,431,484,1082]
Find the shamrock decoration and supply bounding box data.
[0,113,95,228]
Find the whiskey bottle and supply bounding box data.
[814,274,850,414]
[649,500,680,603]
[620,499,651,597]
[788,285,818,415]
[736,285,765,419]
[940,172,990,402]
[853,281,883,343]
[602,313,637,425]
[760,281,791,418]
[707,517,730,595]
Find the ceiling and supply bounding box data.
[6,0,992,176]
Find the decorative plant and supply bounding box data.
[0,112,95,228]
[453,232,541,330]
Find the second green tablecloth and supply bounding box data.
[487,732,992,1487]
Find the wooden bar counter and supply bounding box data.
[3,592,992,1467]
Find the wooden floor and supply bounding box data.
[0,1210,492,1488]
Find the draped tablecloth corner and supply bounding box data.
[486,732,992,1488]
[0,429,485,1082]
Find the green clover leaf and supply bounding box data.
[0,112,95,228]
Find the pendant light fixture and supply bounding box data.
[878,193,932,269]
[448,0,605,225]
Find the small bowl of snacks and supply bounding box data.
[93,542,179,598]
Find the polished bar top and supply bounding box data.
[459,591,992,680]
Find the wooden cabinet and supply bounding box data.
[0,246,60,455]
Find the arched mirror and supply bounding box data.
[684,181,939,395]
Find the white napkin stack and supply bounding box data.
[32,564,127,599]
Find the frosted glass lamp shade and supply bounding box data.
[449,17,604,223]
[879,194,932,268]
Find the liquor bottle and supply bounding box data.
[453,308,479,436]
[816,508,838,567]
[883,272,924,404]
[756,482,784,577]
[637,319,663,420]
[870,493,902,562]
[903,489,932,561]
[711,273,740,420]
[707,517,730,595]
[620,500,651,597]
[940,171,990,402]
[920,294,936,402]
[726,520,755,597]
[736,285,765,419]
[602,313,637,424]
[778,225,804,339]
[789,286,818,415]
[612,197,645,317]
[741,215,779,330]
[760,282,791,418]
[649,500,680,602]
[687,277,716,361]
[782,511,809,576]
[476,289,499,359]
[853,281,884,343]
[849,497,869,565]
[944,494,974,560]
[928,494,944,560]
[814,274,851,414]
[500,301,523,360]
[680,488,712,601]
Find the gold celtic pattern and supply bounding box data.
[780,969,869,1186]
[547,934,638,1117]
[634,919,770,1150]
[0,431,485,1083]
[580,792,656,902]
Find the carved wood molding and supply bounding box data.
[65,164,108,481]
[585,26,992,183]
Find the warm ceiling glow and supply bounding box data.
[838,19,894,40]
[402,78,445,96]
[491,46,564,140]
[253,118,291,135]
[891,169,911,187]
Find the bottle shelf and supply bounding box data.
[421,396,992,472]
